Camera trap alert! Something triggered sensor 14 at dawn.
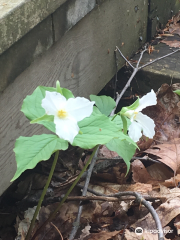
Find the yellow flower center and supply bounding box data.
[57,109,68,119]
[133,111,138,120]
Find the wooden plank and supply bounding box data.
[0,0,148,195]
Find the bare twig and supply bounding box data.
[116,46,135,69]
[96,156,161,163]
[66,195,165,202]
[69,146,100,240]
[139,49,180,70]
[50,222,63,240]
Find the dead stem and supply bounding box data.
[50,222,63,240]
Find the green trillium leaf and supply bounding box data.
[61,88,75,99]
[174,90,180,96]
[30,114,54,124]
[72,114,122,149]
[118,132,138,148]
[106,137,137,173]
[110,115,131,134]
[110,115,124,129]
[91,106,102,116]
[11,134,68,182]
[90,95,116,116]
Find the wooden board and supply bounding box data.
[0,0,148,195]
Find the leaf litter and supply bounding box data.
[158,11,180,48]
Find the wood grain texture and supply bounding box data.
[0,0,148,195]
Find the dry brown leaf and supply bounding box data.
[76,225,91,240]
[169,22,180,36]
[147,45,155,54]
[85,230,121,240]
[143,83,180,143]
[145,140,180,173]
[137,135,153,151]
[131,160,152,183]
[99,145,119,158]
[91,162,129,185]
[146,163,173,181]
[150,185,180,201]
[39,201,100,239]
[162,174,180,187]
[126,182,153,194]
[173,11,180,25]
[161,39,180,48]
[132,198,180,230]
[88,182,152,196]
[158,33,174,37]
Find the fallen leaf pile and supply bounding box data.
[160,11,180,48]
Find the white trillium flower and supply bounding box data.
[124,90,157,142]
[42,91,95,144]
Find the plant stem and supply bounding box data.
[25,150,59,240]
[31,145,99,240]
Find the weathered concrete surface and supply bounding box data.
[0,0,148,195]
[148,0,180,39]
[0,0,67,54]
[0,16,53,92]
[131,37,180,93]
[0,0,96,55]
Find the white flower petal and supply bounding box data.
[65,97,95,121]
[42,91,67,115]
[136,89,157,112]
[136,112,155,139]
[54,116,79,144]
[128,121,142,142]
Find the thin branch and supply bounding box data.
[50,222,63,240]
[116,46,135,69]
[136,47,148,68]
[96,156,161,164]
[110,69,138,115]
[139,49,180,70]
[69,146,100,240]
[66,195,165,202]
